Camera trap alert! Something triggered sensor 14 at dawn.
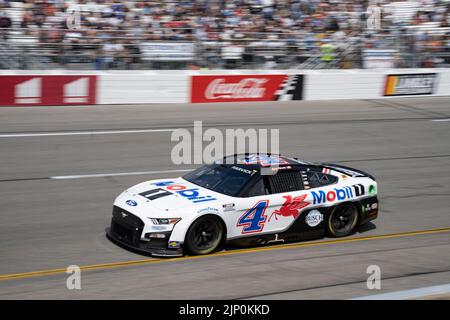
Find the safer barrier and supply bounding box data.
[0,69,449,106]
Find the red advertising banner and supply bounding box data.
[191,74,287,103]
[0,75,97,106]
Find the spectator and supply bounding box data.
[103,38,125,69]
[0,10,11,40]
[320,39,336,67]
[221,41,244,69]
[0,0,449,69]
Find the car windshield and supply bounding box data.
[183,164,254,197]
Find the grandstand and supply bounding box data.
[0,0,449,69]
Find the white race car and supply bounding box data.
[106,154,378,257]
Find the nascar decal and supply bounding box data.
[384,73,437,96]
[268,194,310,222]
[312,184,365,205]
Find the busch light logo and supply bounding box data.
[312,184,365,205]
[126,200,138,207]
[305,210,323,227]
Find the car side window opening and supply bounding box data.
[306,171,338,188]
[267,170,304,194]
[244,178,269,197]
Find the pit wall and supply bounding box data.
[0,69,449,106]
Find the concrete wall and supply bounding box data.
[0,69,449,106]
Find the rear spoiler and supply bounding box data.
[322,163,376,181]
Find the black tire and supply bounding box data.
[327,202,359,237]
[185,216,224,255]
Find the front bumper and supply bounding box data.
[106,206,183,257]
[106,227,183,257]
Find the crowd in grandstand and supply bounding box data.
[0,0,449,69]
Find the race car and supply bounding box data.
[106,154,378,257]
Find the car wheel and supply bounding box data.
[185,216,224,255]
[327,203,358,237]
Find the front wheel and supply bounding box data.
[185,216,224,255]
[327,203,359,237]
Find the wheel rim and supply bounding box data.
[331,204,357,234]
[191,219,220,251]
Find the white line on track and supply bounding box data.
[431,119,450,122]
[351,283,450,300]
[50,169,192,180]
[0,128,176,138]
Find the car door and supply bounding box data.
[229,169,308,238]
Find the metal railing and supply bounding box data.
[0,28,449,70]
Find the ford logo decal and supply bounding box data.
[126,200,137,207]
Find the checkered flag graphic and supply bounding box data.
[274,74,304,101]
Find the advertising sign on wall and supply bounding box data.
[191,74,304,103]
[0,75,97,106]
[384,73,437,96]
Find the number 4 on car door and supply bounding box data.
[237,200,269,234]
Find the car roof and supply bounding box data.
[216,154,314,168]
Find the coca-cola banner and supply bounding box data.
[0,75,97,106]
[191,75,288,103]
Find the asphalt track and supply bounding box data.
[0,96,450,299]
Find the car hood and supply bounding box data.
[114,177,230,218]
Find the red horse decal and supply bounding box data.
[269,194,310,222]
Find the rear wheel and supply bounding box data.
[327,203,358,237]
[185,216,224,255]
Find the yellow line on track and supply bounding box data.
[1,226,450,282]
